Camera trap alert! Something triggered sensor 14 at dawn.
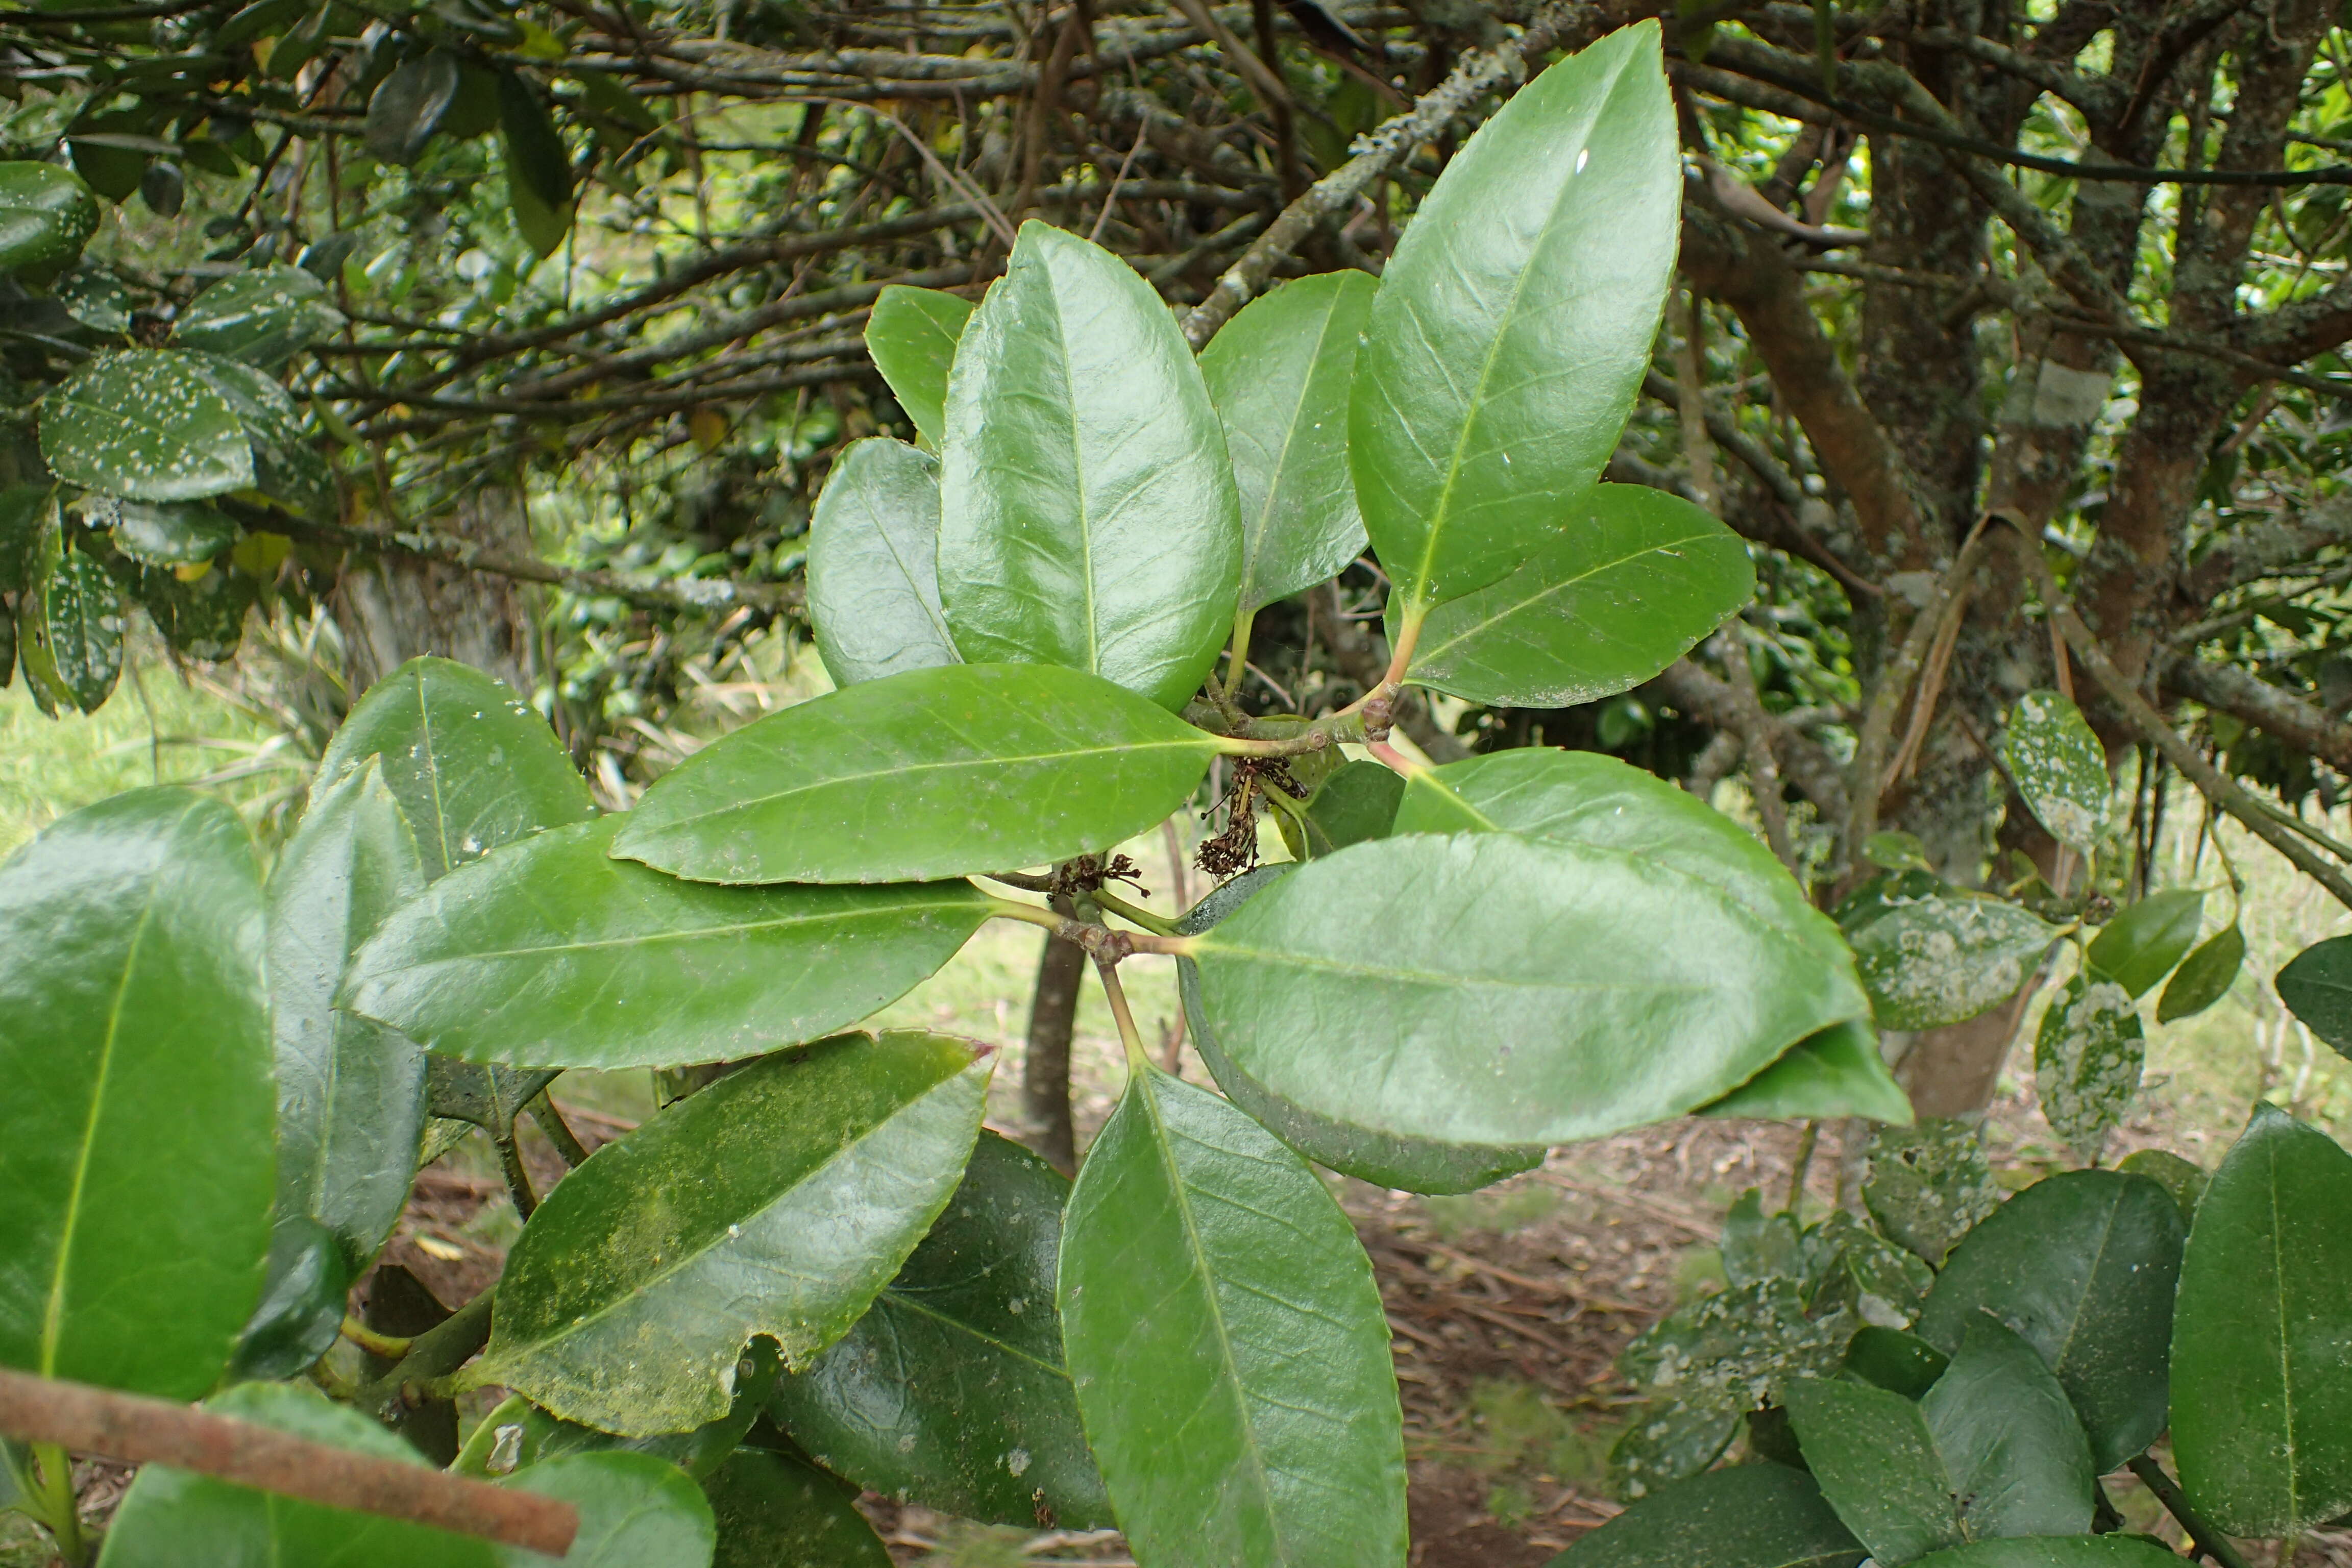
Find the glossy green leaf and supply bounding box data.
[1721,1191,1803,1287]
[347,816,986,1069]
[1193,772,1869,1145]
[1608,1396,1742,1500]
[478,1032,991,1435]
[1295,758,1403,857]
[615,663,1226,885]
[1864,830,1935,873]
[30,542,124,713]
[1863,1119,2001,1266]
[367,52,461,163]
[0,789,273,1399]
[864,284,971,449]
[2171,1105,2352,1536]
[703,1449,891,1568]
[96,1382,496,1568]
[1783,1378,1961,1565]
[232,1215,348,1381]
[937,220,1241,712]
[1813,1209,1935,1326]
[1199,270,1377,614]
[1843,1327,1949,1400]
[1349,23,1677,612]
[499,71,575,257]
[134,559,256,662]
[1549,1463,1865,1568]
[2032,976,2143,1162]
[1926,1316,2096,1540]
[2116,1148,2206,1219]
[317,655,594,883]
[2275,933,2352,1057]
[771,1132,1111,1527]
[1916,1170,2183,1473]
[1836,873,2056,1031]
[1061,1062,1405,1566]
[0,161,100,279]
[1398,485,1753,707]
[105,499,237,565]
[1999,691,2110,851]
[455,1342,779,1481]
[0,484,46,594]
[2156,923,2242,1022]
[2085,890,2202,998]
[1701,1019,1914,1124]
[187,354,336,523]
[805,438,959,688]
[174,263,345,370]
[499,1452,715,1568]
[1906,1540,2185,1568]
[41,350,254,502]
[1619,1277,1855,1446]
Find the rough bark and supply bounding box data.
[335,484,542,701]
[1023,897,1086,1175]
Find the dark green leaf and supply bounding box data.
[174,263,346,370]
[31,543,124,713]
[1060,1062,1407,1566]
[703,1449,891,1568]
[2031,976,2143,1162]
[1548,1463,1865,1568]
[0,161,99,280]
[368,52,461,163]
[2115,1148,2205,1219]
[1836,873,2056,1031]
[498,1452,716,1567]
[2156,923,2242,1022]
[1399,485,1753,707]
[1920,1316,2095,1541]
[1722,1191,1804,1287]
[863,284,971,450]
[1608,1397,1742,1500]
[40,350,254,502]
[0,485,47,594]
[805,438,959,688]
[1618,1278,1854,1438]
[499,71,575,257]
[1812,1209,1935,1326]
[770,1132,1110,1527]
[1917,1170,2183,1473]
[2170,1105,2352,1536]
[1905,1540,2186,1567]
[105,499,237,565]
[1350,24,1677,613]
[1864,831,1934,873]
[1999,692,2110,851]
[133,560,256,662]
[614,663,1227,885]
[454,1342,778,1481]
[1784,1378,1962,1564]
[0,789,271,1400]
[1198,270,1377,614]
[2275,934,2352,1057]
[348,816,987,1069]
[478,1033,990,1435]
[185,355,336,524]
[138,161,183,218]
[1701,1019,1914,1125]
[316,655,594,883]
[938,220,1241,712]
[1863,1119,2001,1266]
[1296,758,1403,857]
[67,136,143,202]
[231,1214,345,1380]
[2085,890,2202,999]
[426,1057,560,1136]
[1843,1327,1949,1400]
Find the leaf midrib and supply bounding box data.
[1411,526,1729,670]
[395,893,982,965]
[1242,292,1349,606]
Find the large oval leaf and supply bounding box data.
[702,1449,891,1568]
[1061,1062,1407,1567]
[2083,889,2202,999]
[2171,1105,2352,1536]
[1400,485,1753,706]
[29,541,125,714]
[1862,1119,2002,1267]
[2275,933,2352,1057]
[1918,1316,2096,1542]
[174,262,345,370]
[1999,691,2110,851]
[1349,23,1677,613]
[40,350,256,502]
[613,663,1228,885]
[805,438,960,688]
[938,220,1241,712]
[1548,1462,1865,1567]
[2157,922,2243,1023]
[1835,873,2056,1031]
[1198,270,1377,615]
[1700,1019,1914,1125]
[187,354,336,523]
[477,1033,990,1435]
[0,789,273,1400]
[1783,1378,1961,1564]
[864,284,971,450]
[499,1451,715,1567]
[1915,1169,2184,1473]
[0,161,100,278]
[317,655,594,883]
[770,1132,1110,1527]
[1906,1541,2186,1567]
[2031,976,2142,1162]
[346,816,987,1069]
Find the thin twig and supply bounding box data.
[2125,1456,2256,1568]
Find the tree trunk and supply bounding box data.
[335,485,541,700]
[1023,896,1085,1174]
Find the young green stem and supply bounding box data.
[2124,1456,2253,1568]
[340,1316,414,1359]
[1221,605,1258,703]
[30,1442,86,1566]
[1090,887,1180,936]
[525,1091,591,1168]
[1367,739,1424,776]
[1383,602,1426,689]
[1094,956,1151,1071]
[983,897,1195,958]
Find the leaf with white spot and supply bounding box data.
[1999,691,2110,850]
[40,350,255,502]
[2033,975,2142,1162]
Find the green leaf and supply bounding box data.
[1198,270,1378,614]
[1918,1316,2095,1541]
[2115,1148,2206,1219]
[1701,1019,1914,1125]
[1783,1378,1962,1564]
[454,1344,779,1481]
[1915,1170,2184,1473]
[1349,23,1677,612]
[1835,873,2056,1031]
[0,484,47,594]
[499,71,575,257]
[770,1132,1111,1527]
[347,816,987,1069]
[0,788,273,1399]
[477,1033,991,1436]
[133,559,256,662]
[1812,1209,1935,1326]
[1547,1462,1865,1567]
[2156,923,2242,1023]
[40,350,255,502]
[1608,1397,1742,1500]
[614,663,1226,885]
[702,1449,891,1568]
[1863,1119,2001,1267]
[1618,1277,1854,1437]
[105,499,237,565]
[1843,1327,1949,1400]
[1196,754,1869,1146]
[2084,890,2202,999]
[1721,1191,1803,1287]
[2170,1105,2352,1536]
[0,161,100,280]
[185,354,336,524]
[806,438,960,688]
[1060,1062,1407,1566]
[938,220,1241,712]
[2031,976,2143,1162]
[863,284,971,450]
[498,1452,716,1568]
[1905,1540,2187,1567]
[1999,692,2110,851]
[2275,933,2352,1057]
[95,1382,496,1568]
[30,542,124,713]
[1295,758,1403,857]
[174,263,346,370]
[1398,485,1753,707]
[367,52,461,163]
[317,655,594,883]
[1864,831,1935,873]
